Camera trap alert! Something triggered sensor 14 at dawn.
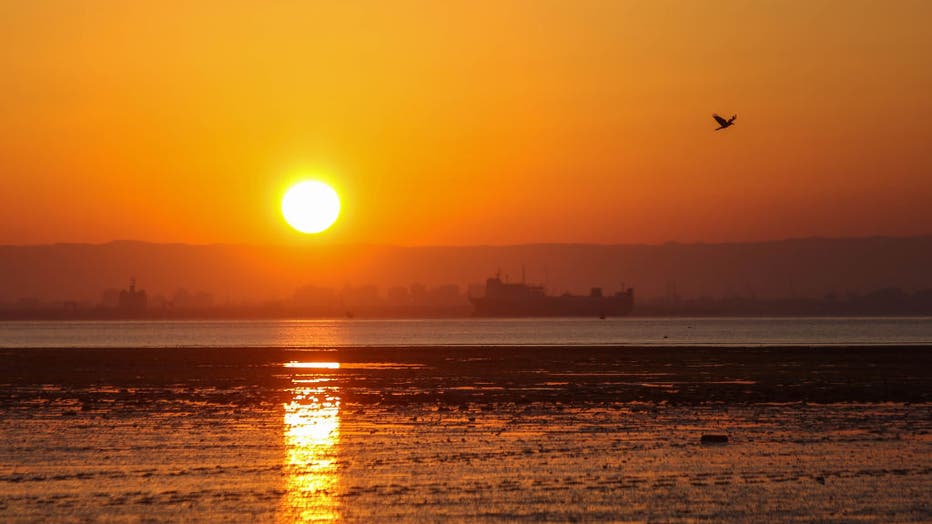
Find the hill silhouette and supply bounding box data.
[1,236,931,305]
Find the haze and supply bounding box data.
[2,1,931,246]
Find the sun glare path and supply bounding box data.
[282,363,342,521]
[282,181,341,234]
[284,361,341,369]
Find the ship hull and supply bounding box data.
[469,295,633,318]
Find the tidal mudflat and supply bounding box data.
[1,346,930,521]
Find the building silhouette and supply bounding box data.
[118,278,147,312]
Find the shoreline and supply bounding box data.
[3,345,930,407]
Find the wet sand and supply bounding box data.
[1,346,930,521]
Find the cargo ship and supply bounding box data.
[469,274,634,317]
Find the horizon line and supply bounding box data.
[2,233,932,251]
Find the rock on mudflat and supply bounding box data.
[700,434,729,444]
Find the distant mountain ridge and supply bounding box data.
[1,236,931,304]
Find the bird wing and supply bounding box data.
[713,114,729,126]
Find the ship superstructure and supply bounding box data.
[469,274,633,317]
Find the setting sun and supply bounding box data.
[282,181,341,234]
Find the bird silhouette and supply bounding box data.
[713,113,737,130]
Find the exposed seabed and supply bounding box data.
[1,346,930,521]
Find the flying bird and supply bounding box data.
[713,113,737,130]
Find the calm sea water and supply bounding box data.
[1,317,931,348]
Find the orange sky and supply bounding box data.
[1,1,930,246]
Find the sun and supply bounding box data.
[282,181,341,234]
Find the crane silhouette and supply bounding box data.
[713,114,737,131]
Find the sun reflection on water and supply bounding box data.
[281,364,341,522]
[284,361,341,369]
